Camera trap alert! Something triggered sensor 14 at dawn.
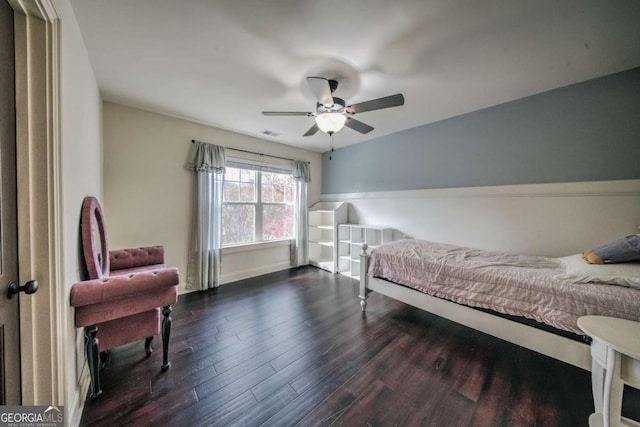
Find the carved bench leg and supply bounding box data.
[161,305,172,371]
[85,325,102,398]
[99,350,110,371]
[145,336,154,356]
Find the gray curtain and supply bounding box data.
[186,141,226,290]
[292,161,311,267]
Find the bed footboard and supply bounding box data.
[359,243,369,311]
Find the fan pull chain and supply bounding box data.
[329,133,334,160]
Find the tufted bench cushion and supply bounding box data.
[111,264,166,276]
[109,246,165,271]
[70,267,179,326]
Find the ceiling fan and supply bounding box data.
[262,77,405,138]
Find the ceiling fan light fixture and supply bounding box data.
[315,113,346,134]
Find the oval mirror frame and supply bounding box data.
[81,196,109,279]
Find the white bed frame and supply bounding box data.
[358,244,592,371]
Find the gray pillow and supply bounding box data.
[583,234,640,264]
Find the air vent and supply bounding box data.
[261,129,281,137]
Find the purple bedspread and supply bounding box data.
[368,239,640,334]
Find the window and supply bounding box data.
[222,165,295,246]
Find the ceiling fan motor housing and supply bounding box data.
[317,97,345,113]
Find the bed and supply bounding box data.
[358,239,640,371]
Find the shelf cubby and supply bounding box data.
[336,224,393,280]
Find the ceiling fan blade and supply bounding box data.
[345,117,374,134]
[346,94,405,114]
[262,111,313,116]
[307,77,334,106]
[303,123,319,137]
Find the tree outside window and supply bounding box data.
[222,167,295,246]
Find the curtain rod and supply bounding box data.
[191,139,310,164]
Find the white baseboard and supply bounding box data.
[177,282,191,295]
[69,363,90,427]
[220,262,292,285]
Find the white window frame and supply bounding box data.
[222,161,295,247]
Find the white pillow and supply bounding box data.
[556,254,640,289]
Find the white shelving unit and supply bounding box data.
[308,202,348,273]
[337,224,393,280]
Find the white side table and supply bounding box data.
[578,316,640,427]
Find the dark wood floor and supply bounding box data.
[79,266,607,426]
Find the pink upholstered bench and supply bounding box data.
[70,197,179,398]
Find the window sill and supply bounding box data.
[222,239,293,255]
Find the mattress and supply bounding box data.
[368,239,640,335]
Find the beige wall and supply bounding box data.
[54,0,103,423]
[102,102,322,290]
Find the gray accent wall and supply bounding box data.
[322,67,640,194]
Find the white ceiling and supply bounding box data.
[69,0,640,152]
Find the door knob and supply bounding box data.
[7,280,39,299]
